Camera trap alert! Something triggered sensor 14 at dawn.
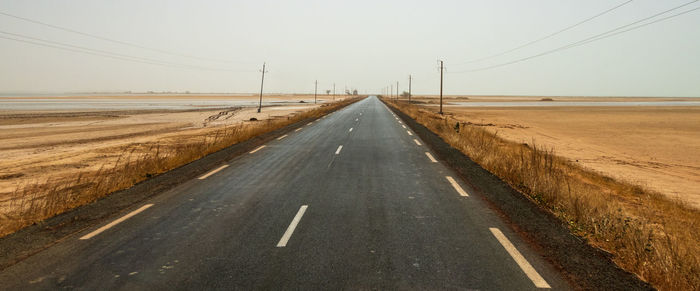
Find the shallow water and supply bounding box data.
[0,98,320,111]
[446,101,700,107]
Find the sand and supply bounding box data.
[0,94,346,201]
[415,97,700,208]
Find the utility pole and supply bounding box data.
[408,74,412,104]
[439,60,444,115]
[396,81,399,100]
[314,80,318,104]
[258,62,268,113]
[390,84,393,99]
[333,83,336,101]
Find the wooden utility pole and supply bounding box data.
[314,80,318,104]
[257,62,267,113]
[439,60,444,115]
[408,74,412,104]
[333,83,336,101]
[396,81,399,100]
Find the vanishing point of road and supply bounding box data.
[0,96,570,290]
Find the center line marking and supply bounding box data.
[446,176,469,197]
[198,165,229,180]
[295,128,302,132]
[414,139,422,146]
[355,118,358,121]
[335,145,343,155]
[80,204,154,240]
[277,134,288,140]
[425,152,438,163]
[349,127,353,132]
[406,130,413,136]
[250,145,266,154]
[277,205,309,247]
[490,228,551,289]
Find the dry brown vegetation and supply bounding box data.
[0,97,360,238]
[385,99,699,291]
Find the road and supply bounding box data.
[0,96,570,290]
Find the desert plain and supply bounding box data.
[412,96,700,208]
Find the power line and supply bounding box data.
[0,30,252,72]
[455,0,634,65]
[0,10,239,64]
[451,0,700,73]
[581,6,700,46]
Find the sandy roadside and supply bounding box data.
[409,97,700,208]
[0,95,347,203]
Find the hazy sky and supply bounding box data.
[1,0,699,96]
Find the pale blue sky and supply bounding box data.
[0,0,699,96]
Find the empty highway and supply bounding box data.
[0,96,570,290]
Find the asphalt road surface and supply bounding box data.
[0,96,571,290]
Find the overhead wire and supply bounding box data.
[450,0,700,73]
[0,30,253,72]
[454,0,635,65]
[0,10,240,64]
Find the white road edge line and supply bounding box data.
[406,130,413,136]
[425,152,438,163]
[401,125,407,129]
[335,145,343,155]
[80,204,154,240]
[355,118,358,121]
[349,127,353,132]
[276,205,309,247]
[250,145,266,154]
[446,176,469,197]
[277,134,288,140]
[198,165,229,180]
[489,228,551,289]
[414,139,422,146]
[295,128,302,132]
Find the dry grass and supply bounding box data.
[385,99,699,291]
[0,97,361,237]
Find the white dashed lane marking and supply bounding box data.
[425,152,438,163]
[446,176,469,197]
[250,145,266,154]
[276,205,309,247]
[198,165,229,180]
[490,228,551,289]
[80,204,154,240]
